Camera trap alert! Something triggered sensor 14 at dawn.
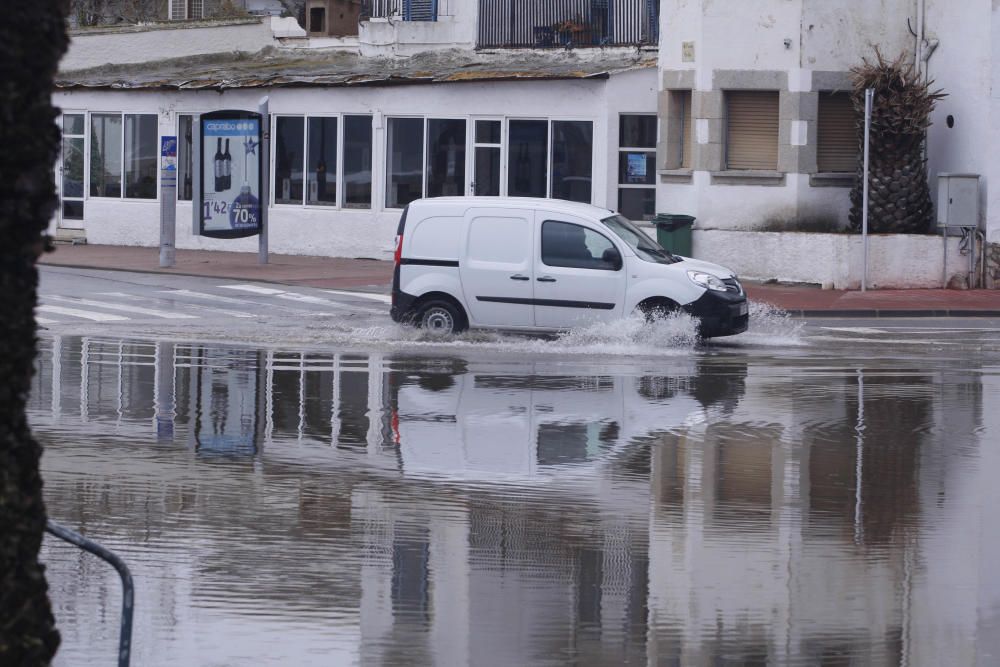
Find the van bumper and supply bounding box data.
[684,290,749,338]
[390,289,419,323]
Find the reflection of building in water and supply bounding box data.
[647,366,998,665]
[29,336,1000,664]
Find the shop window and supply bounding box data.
[343,115,372,208]
[725,91,779,170]
[123,114,157,199]
[473,119,501,196]
[90,113,157,200]
[386,117,424,209]
[274,116,305,205]
[274,114,372,209]
[309,7,326,33]
[426,119,466,197]
[90,114,123,198]
[307,117,338,206]
[617,114,656,221]
[551,121,592,203]
[508,120,548,198]
[817,92,857,173]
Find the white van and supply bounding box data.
[390,197,748,338]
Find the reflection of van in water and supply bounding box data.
[390,197,749,338]
[388,360,747,481]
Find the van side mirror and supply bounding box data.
[602,247,623,271]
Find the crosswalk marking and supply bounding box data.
[221,284,284,295]
[36,317,57,325]
[221,283,382,314]
[48,295,198,320]
[37,304,129,322]
[322,289,392,304]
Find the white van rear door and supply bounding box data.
[460,208,535,327]
[532,214,626,329]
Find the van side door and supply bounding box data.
[532,215,626,329]
[459,208,535,327]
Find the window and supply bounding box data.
[508,119,593,203]
[725,91,779,170]
[541,220,619,271]
[344,115,372,208]
[617,114,656,221]
[273,114,372,209]
[169,0,204,20]
[307,117,337,206]
[386,117,468,208]
[274,116,304,204]
[426,119,466,197]
[817,92,857,173]
[386,117,424,209]
[508,120,548,198]
[178,114,194,201]
[551,121,592,203]
[309,7,326,33]
[89,113,157,199]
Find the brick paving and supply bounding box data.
[41,244,1000,316]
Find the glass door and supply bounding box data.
[470,118,502,196]
[59,113,86,228]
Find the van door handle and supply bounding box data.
[536,276,557,283]
[510,274,530,281]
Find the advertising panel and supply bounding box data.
[199,110,262,238]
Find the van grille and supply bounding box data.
[722,278,743,295]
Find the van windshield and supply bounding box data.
[600,214,682,265]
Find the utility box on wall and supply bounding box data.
[937,173,980,228]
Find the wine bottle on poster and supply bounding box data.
[213,138,224,193]
[222,138,232,190]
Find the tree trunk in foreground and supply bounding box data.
[0,1,68,664]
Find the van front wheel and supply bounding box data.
[417,300,467,335]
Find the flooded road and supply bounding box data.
[29,326,1000,666]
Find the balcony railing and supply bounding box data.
[362,0,439,21]
[478,0,658,49]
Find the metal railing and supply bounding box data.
[46,520,134,667]
[477,0,658,48]
[362,0,439,21]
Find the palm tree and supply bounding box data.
[0,1,67,663]
[849,50,946,234]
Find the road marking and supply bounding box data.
[820,327,888,334]
[220,284,285,295]
[221,284,382,314]
[37,305,129,322]
[159,289,266,305]
[322,289,392,304]
[36,317,57,325]
[49,295,198,320]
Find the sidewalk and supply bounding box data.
[40,244,1000,317]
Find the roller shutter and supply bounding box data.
[817,92,857,173]
[725,91,779,170]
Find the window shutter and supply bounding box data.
[725,91,779,171]
[681,91,693,169]
[817,92,857,173]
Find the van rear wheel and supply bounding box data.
[417,300,467,336]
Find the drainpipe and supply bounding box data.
[915,0,923,73]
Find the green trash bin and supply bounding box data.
[652,214,695,257]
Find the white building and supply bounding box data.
[52,4,660,260]
[52,1,1000,288]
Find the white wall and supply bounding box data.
[694,229,972,289]
[63,19,279,71]
[359,0,478,56]
[925,0,991,238]
[52,69,656,258]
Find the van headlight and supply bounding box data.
[687,270,728,292]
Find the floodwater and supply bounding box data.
[29,320,1000,666]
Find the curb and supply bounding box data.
[795,309,1000,318]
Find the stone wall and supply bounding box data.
[988,242,1000,289]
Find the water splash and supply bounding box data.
[731,301,806,347]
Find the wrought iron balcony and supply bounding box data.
[362,0,439,21]
[478,0,658,49]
